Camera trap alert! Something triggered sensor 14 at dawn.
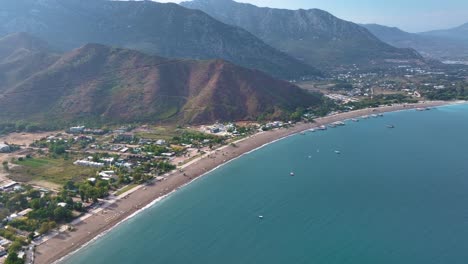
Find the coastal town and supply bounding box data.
[299,63,468,105]
[0,100,458,264]
[0,120,274,263]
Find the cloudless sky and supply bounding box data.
[155,0,468,32]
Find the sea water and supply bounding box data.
[63,104,468,264]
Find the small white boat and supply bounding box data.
[258,215,264,219]
[334,150,341,154]
[351,118,359,122]
[290,172,295,176]
[335,121,345,126]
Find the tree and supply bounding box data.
[53,207,71,222]
[27,189,41,199]
[64,180,76,191]
[2,161,9,172]
[48,221,57,230]
[30,199,41,210]
[5,252,23,264]
[8,240,22,254]
[38,222,51,235]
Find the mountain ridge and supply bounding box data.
[421,22,468,42]
[363,23,468,61]
[180,0,424,69]
[0,0,320,79]
[0,33,323,126]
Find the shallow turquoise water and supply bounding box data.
[64,104,468,264]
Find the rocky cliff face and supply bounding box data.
[181,0,424,69]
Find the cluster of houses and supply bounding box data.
[0,181,22,192]
[325,93,359,104]
[73,159,105,168]
[263,121,285,130]
[69,126,106,135]
[204,123,236,135]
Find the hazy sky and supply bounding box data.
[155,0,468,32]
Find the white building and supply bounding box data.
[74,160,104,168]
[99,171,116,178]
[69,126,85,134]
[156,139,166,146]
[0,143,10,153]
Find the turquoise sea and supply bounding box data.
[63,104,468,264]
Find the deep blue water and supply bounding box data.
[64,104,468,264]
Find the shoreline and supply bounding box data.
[35,100,463,264]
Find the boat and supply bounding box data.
[378,114,384,117]
[351,118,359,122]
[334,150,341,154]
[328,124,337,128]
[386,125,395,129]
[290,172,295,176]
[335,121,345,126]
[300,132,306,135]
[371,114,378,118]
[309,128,316,132]
[362,115,370,119]
[318,125,327,130]
[258,215,264,219]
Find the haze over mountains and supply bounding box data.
[0,0,320,79]
[422,23,468,42]
[180,0,424,69]
[363,23,468,62]
[0,33,322,125]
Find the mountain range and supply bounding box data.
[0,33,323,126]
[180,0,424,70]
[363,24,468,62]
[421,23,468,42]
[0,0,320,80]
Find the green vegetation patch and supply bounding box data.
[16,158,51,168]
[11,157,98,185]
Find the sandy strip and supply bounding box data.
[34,101,461,264]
